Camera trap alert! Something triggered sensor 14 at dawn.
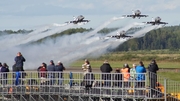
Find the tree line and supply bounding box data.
[116,25,180,51]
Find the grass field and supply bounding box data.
[70,60,180,84]
[70,60,180,69]
[70,50,180,68]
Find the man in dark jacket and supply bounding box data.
[55,61,65,85]
[14,52,26,85]
[14,52,25,71]
[100,60,112,87]
[47,60,56,85]
[148,60,159,97]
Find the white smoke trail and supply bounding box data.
[105,22,145,37]
[0,21,158,70]
[0,23,66,43]
[84,17,125,38]
[23,21,145,68]
[0,24,75,50]
[133,25,160,38]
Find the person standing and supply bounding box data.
[100,60,112,87]
[130,64,137,88]
[135,61,146,95]
[14,52,26,85]
[1,63,9,85]
[121,63,130,87]
[14,52,26,72]
[47,60,56,85]
[39,63,47,84]
[55,61,65,85]
[148,60,159,97]
[82,59,92,75]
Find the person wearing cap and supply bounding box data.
[148,59,159,97]
[82,59,92,75]
[47,60,56,85]
[55,61,65,85]
[135,61,146,95]
[100,60,112,87]
[121,63,130,87]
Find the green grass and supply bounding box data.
[70,60,180,69]
[70,50,180,69]
[158,72,180,82]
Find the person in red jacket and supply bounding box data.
[39,63,47,84]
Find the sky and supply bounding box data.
[0,0,180,30]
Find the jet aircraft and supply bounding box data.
[65,15,90,24]
[122,10,148,19]
[143,17,168,25]
[107,30,133,39]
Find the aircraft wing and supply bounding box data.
[143,21,155,25]
[158,22,168,24]
[65,20,90,24]
[122,15,134,17]
[123,15,148,18]
[139,15,148,17]
[107,35,120,39]
[81,20,90,22]
[65,21,78,24]
[125,35,133,38]
[143,21,168,25]
[107,35,115,38]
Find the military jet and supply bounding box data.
[122,10,148,19]
[65,15,90,24]
[107,30,133,39]
[143,17,168,25]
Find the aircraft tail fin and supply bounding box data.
[116,32,120,35]
[73,16,76,21]
[132,10,135,15]
[152,17,155,21]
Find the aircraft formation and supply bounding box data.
[122,10,168,25]
[108,10,168,39]
[64,10,168,40]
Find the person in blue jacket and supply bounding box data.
[135,61,146,95]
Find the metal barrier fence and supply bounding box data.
[0,71,179,101]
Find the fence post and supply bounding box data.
[164,78,167,101]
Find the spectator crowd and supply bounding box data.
[0,52,160,97]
